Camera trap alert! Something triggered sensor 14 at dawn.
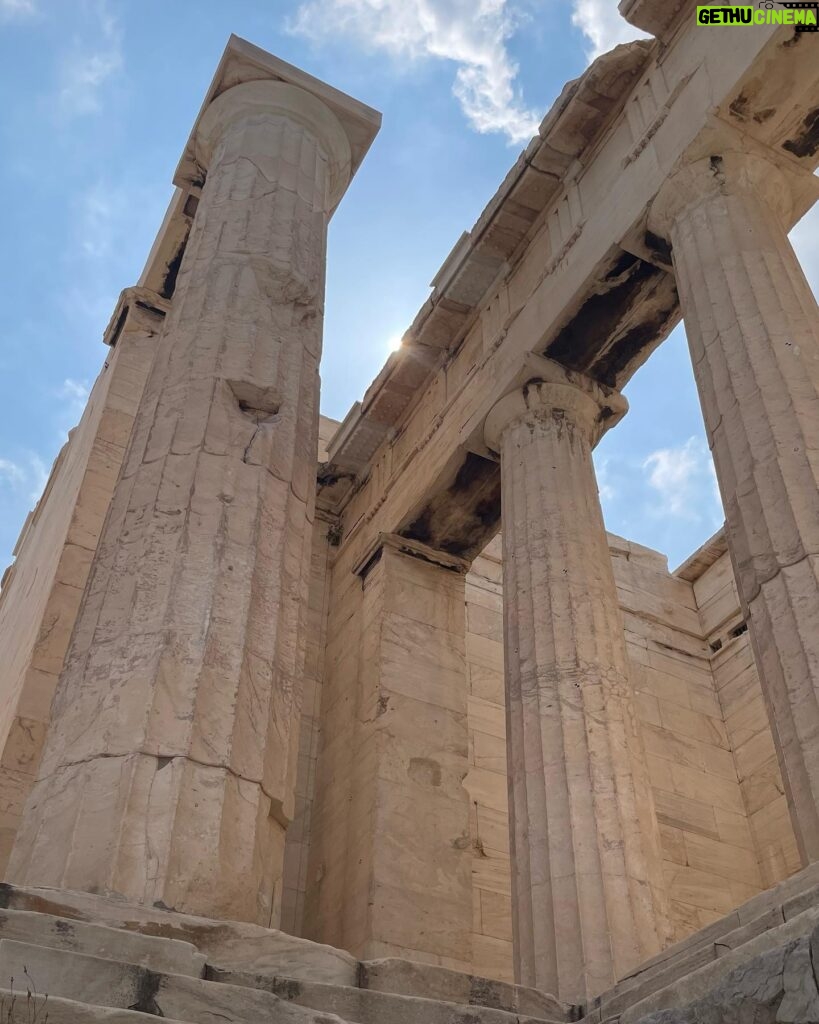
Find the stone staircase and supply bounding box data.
[0,886,574,1024]
[1,867,818,1023]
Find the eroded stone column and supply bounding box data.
[650,149,819,864]
[8,80,355,925]
[485,365,669,1003]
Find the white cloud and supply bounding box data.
[290,0,539,143]
[0,453,49,504]
[27,454,49,504]
[642,436,721,522]
[595,455,616,501]
[77,180,124,260]
[0,0,36,18]
[0,458,25,487]
[57,0,123,118]
[570,0,649,61]
[59,379,91,433]
[61,379,90,404]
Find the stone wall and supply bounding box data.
[616,537,763,942]
[281,417,342,935]
[290,503,803,982]
[0,312,160,871]
[0,372,801,978]
[692,549,802,890]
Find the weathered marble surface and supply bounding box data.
[7,78,363,925]
[304,536,473,971]
[627,923,819,1023]
[651,145,819,865]
[484,363,670,1004]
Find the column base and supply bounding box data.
[7,752,285,927]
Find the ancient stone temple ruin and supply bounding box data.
[1,1,819,1020]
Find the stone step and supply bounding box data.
[357,957,571,1020]
[0,939,347,1024]
[0,906,206,979]
[0,882,359,986]
[208,964,568,1024]
[0,882,575,1020]
[0,986,195,1024]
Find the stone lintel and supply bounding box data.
[102,286,170,347]
[353,532,470,580]
[173,34,381,206]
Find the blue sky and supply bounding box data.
[1,0,817,573]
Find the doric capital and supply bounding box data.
[648,150,792,239]
[484,357,627,453]
[194,80,353,210]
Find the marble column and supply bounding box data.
[485,365,669,1004]
[650,150,819,864]
[8,80,355,925]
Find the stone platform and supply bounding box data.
[0,865,817,1022]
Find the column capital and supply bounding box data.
[648,149,792,238]
[483,357,627,453]
[194,80,353,210]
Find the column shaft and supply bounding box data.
[487,376,669,1003]
[9,82,351,925]
[659,153,819,862]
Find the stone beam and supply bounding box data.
[322,9,819,572]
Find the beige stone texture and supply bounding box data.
[280,418,340,937]
[3,8,819,1017]
[651,145,819,864]
[0,296,164,874]
[693,547,801,890]
[7,76,373,926]
[483,369,670,1004]
[615,538,761,942]
[303,536,473,971]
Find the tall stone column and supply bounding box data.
[484,365,669,1004]
[8,80,357,926]
[650,149,819,864]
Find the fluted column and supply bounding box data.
[485,364,669,1004]
[8,80,355,925]
[650,149,819,864]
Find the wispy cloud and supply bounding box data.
[59,379,91,436]
[0,452,49,504]
[0,0,37,21]
[642,436,721,522]
[59,175,167,342]
[571,0,649,61]
[596,454,616,502]
[57,0,123,118]
[290,0,539,144]
[0,458,25,487]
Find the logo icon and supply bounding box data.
[696,2,819,29]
